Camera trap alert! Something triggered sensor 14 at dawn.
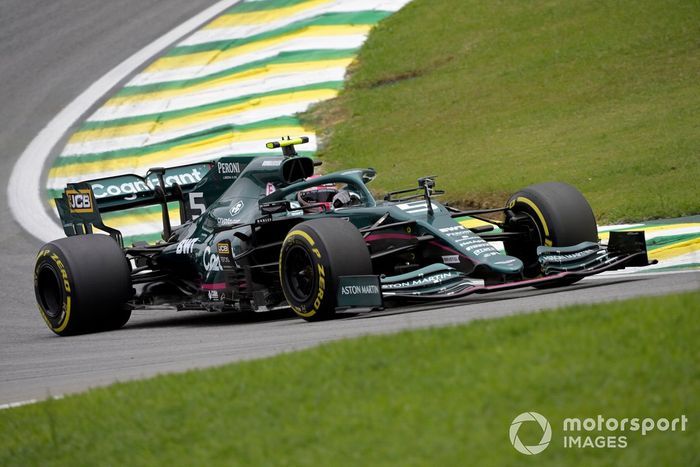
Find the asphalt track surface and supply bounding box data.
[0,1,698,406]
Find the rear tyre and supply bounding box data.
[280,218,372,321]
[504,182,598,283]
[34,235,133,336]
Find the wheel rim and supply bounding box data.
[283,245,316,303]
[37,265,63,319]
[505,209,545,274]
[518,210,544,247]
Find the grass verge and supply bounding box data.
[303,0,700,222]
[1,291,699,466]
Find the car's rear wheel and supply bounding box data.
[503,182,598,284]
[280,218,372,321]
[34,234,133,336]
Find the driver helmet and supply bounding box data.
[296,176,338,212]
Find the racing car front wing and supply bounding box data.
[336,231,655,307]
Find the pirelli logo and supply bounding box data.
[66,188,94,213]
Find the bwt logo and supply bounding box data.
[66,189,94,213]
[509,412,552,455]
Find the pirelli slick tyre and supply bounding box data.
[34,235,133,336]
[504,182,598,281]
[280,218,372,321]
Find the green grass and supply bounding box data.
[1,291,698,466]
[304,0,700,222]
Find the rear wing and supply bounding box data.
[55,156,255,246]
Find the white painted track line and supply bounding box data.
[7,0,242,244]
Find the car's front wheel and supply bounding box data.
[503,182,598,283]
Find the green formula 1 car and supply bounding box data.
[34,137,653,335]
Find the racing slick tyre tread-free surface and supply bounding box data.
[280,218,372,321]
[504,182,598,282]
[34,234,133,336]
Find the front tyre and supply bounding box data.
[34,235,133,336]
[280,218,372,321]
[504,182,598,280]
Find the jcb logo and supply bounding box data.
[66,189,94,213]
